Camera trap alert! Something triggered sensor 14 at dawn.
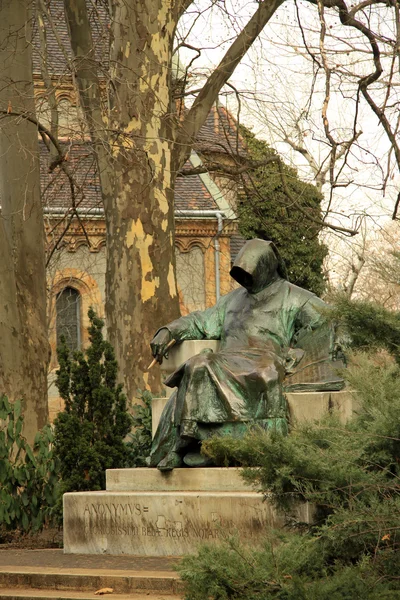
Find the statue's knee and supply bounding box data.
[185,352,212,373]
[261,362,285,385]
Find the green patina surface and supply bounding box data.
[149,239,345,470]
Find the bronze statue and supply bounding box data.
[148,239,345,471]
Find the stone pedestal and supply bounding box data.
[63,468,312,556]
[64,342,354,557]
[287,389,359,423]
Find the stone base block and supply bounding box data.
[287,390,359,423]
[64,490,311,556]
[64,468,313,556]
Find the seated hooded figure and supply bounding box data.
[149,239,345,471]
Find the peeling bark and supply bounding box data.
[65,0,180,399]
[0,0,49,442]
[106,0,180,398]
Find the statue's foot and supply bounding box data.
[180,419,199,439]
[183,452,214,468]
[157,451,183,472]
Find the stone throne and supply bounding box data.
[152,340,357,436]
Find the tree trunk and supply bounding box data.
[0,0,49,442]
[64,0,180,399]
[104,1,180,399]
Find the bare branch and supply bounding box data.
[36,0,59,162]
[178,156,279,177]
[176,0,284,167]
[276,159,359,236]
[63,0,104,141]
[0,107,91,254]
[317,0,400,205]
[63,0,113,204]
[0,110,64,159]
[175,0,195,21]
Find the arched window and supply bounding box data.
[56,287,81,351]
[176,245,206,313]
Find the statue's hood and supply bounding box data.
[230,239,288,293]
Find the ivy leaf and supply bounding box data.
[0,395,10,420]
[0,460,7,483]
[7,419,14,443]
[13,399,22,420]
[21,511,29,531]
[25,445,36,466]
[15,417,23,439]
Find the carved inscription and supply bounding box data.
[84,502,147,517]
[82,501,245,540]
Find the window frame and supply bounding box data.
[55,286,82,352]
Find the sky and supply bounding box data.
[177,1,399,221]
[175,0,400,286]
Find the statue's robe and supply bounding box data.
[149,240,344,467]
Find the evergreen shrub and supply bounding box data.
[237,125,328,296]
[126,389,153,467]
[328,294,400,363]
[0,395,60,537]
[53,308,132,498]
[179,353,400,599]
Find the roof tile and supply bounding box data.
[40,143,219,212]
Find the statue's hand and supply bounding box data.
[285,348,305,374]
[150,328,172,365]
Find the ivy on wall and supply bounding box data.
[237,126,328,296]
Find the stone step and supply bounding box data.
[106,467,247,492]
[0,570,182,596]
[0,590,182,600]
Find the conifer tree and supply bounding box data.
[180,351,400,599]
[54,308,132,494]
[238,126,328,296]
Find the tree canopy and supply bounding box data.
[237,126,328,296]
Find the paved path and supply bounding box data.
[0,550,179,573]
[0,549,184,599]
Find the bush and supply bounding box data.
[178,353,400,599]
[237,125,328,296]
[53,308,132,497]
[328,294,400,362]
[0,395,60,537]
[126,389,153,467]
[179,535,400,600]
